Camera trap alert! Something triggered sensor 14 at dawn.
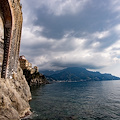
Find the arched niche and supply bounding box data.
[0,0,12,78]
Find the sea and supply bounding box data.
[25,80,120,120]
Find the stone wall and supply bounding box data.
[0,0,22,78]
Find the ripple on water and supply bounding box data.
[28,81,120,120]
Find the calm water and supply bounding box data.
[27,80,120,120]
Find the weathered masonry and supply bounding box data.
[0,0,22,78]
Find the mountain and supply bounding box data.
[40,67,120,81]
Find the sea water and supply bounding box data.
[26,80,120,120]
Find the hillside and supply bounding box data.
[41,67,120,81]
[23,69,49,86]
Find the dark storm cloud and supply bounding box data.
[20,0,120,76]
[51,61,105,70]
[33,1,114,39]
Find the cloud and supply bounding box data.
[92,31,110,39]
[20,0,120,77]
[106,40,120,57]
[20,20,120,72]
[114,24,120,34]
[21,24,114,71]
[110,0,120,13]
[21,0,91,16]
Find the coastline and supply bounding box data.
[0,64,32,119]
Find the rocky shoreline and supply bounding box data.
[0,64,32,120]
[0,62,49,120]
[0,0,49,119]
[23,69,49,86]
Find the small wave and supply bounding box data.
[21,111,38,120]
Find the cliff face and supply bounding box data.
[0,0,32,119]
[23,69,49,86]
[0,64,32,120]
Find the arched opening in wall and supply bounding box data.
[0,11,4,74]
[0,0,12,78]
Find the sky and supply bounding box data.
[20,0,120,77]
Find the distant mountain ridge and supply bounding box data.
[40,67,120,81]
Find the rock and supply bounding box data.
[23,69,49,86]
[0,64,32,120]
